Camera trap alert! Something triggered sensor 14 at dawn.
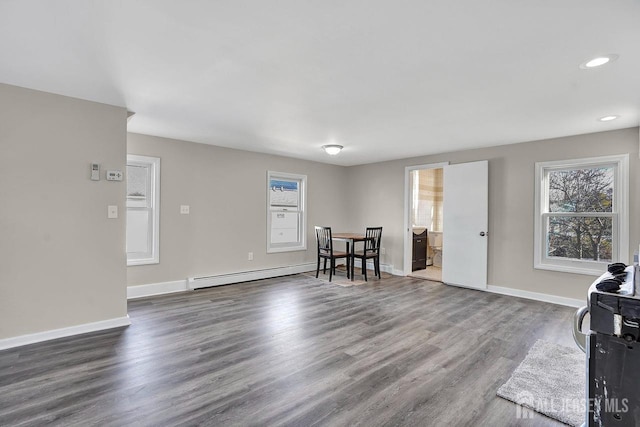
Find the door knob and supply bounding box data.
[479,231,486,236]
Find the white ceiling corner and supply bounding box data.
[0,0,639,166]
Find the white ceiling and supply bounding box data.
[1,1,639,166]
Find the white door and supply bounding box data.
[442,160,488,289]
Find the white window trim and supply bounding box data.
[127,154,160,266]
[534,154,629,276]
[267,171,307,253]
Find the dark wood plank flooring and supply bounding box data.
[0,274,577,426]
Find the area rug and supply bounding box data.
[302,266,391,287]
[497,339,585,426]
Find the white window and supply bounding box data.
[126,155,160,266]
[534,155,628,275]
[411,168,443,232]
[267,171,306,253]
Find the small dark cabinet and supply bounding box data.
[412,229,427,271]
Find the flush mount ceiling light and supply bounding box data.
[322,144,343,155]
[579,54,619,69]
[599,115,620,122]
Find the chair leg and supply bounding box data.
[323,258,327,274]
[363,258,367,281]
[346,257,350,279]
[329,258,334,282]
[352,258,356,279]
[375,257,380,278]
[316,256,320,278]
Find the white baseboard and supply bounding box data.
[189,263,317,289]
[351,259,398,275]
[127,280,188,299]
[389,266,405,276]
[129,261,402,298]
[486,285,584,308]
[0,316,131,351]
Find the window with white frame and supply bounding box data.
[267,171,306,253]
[126,155,160,266]
[534,154,628,275]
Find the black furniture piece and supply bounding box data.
[353,227,383,281]
[573,264,640,426]
[314,226,350,282]
[412,229,427,271]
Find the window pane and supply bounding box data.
[269,179,299,208]
[127,164,150,208]
[547,216,612,261]
[267,171,306,253]
[548,167,613,213]
[411,168,443,231]
[126,209,151,254]
[270,211,300,244]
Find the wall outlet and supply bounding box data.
[107,205,118,219]
[248,252,253,261]
[381,247,386,255]
[180,205,190,214]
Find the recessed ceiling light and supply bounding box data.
[579,54,619,69]
[322,144,343,155]
[599,115,619,122]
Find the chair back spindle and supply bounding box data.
[315,226,333,255]
[365,227,383,253]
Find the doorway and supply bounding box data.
[404,162,448,282]
[403,160,489,289]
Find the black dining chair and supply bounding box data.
[315,226,350,282]
[353,227,383,281]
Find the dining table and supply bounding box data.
[332,232,368,281]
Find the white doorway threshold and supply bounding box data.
[408,266,442,282]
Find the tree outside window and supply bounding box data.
[547,167,613,262]
[535,155,628,276]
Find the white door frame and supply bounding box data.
[403,162,449,276]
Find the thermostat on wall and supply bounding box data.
[91,163,100,181]
[106,170,123,181]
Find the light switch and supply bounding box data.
[180,205,190,214]
[108,205,118,219]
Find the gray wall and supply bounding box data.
[127,133,349,286]
[2,81,635,342]
[0,84,128,339]
[345,128,640,301]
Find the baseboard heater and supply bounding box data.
[188,263,316,290]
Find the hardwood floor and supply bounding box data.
[1,274,577,426]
